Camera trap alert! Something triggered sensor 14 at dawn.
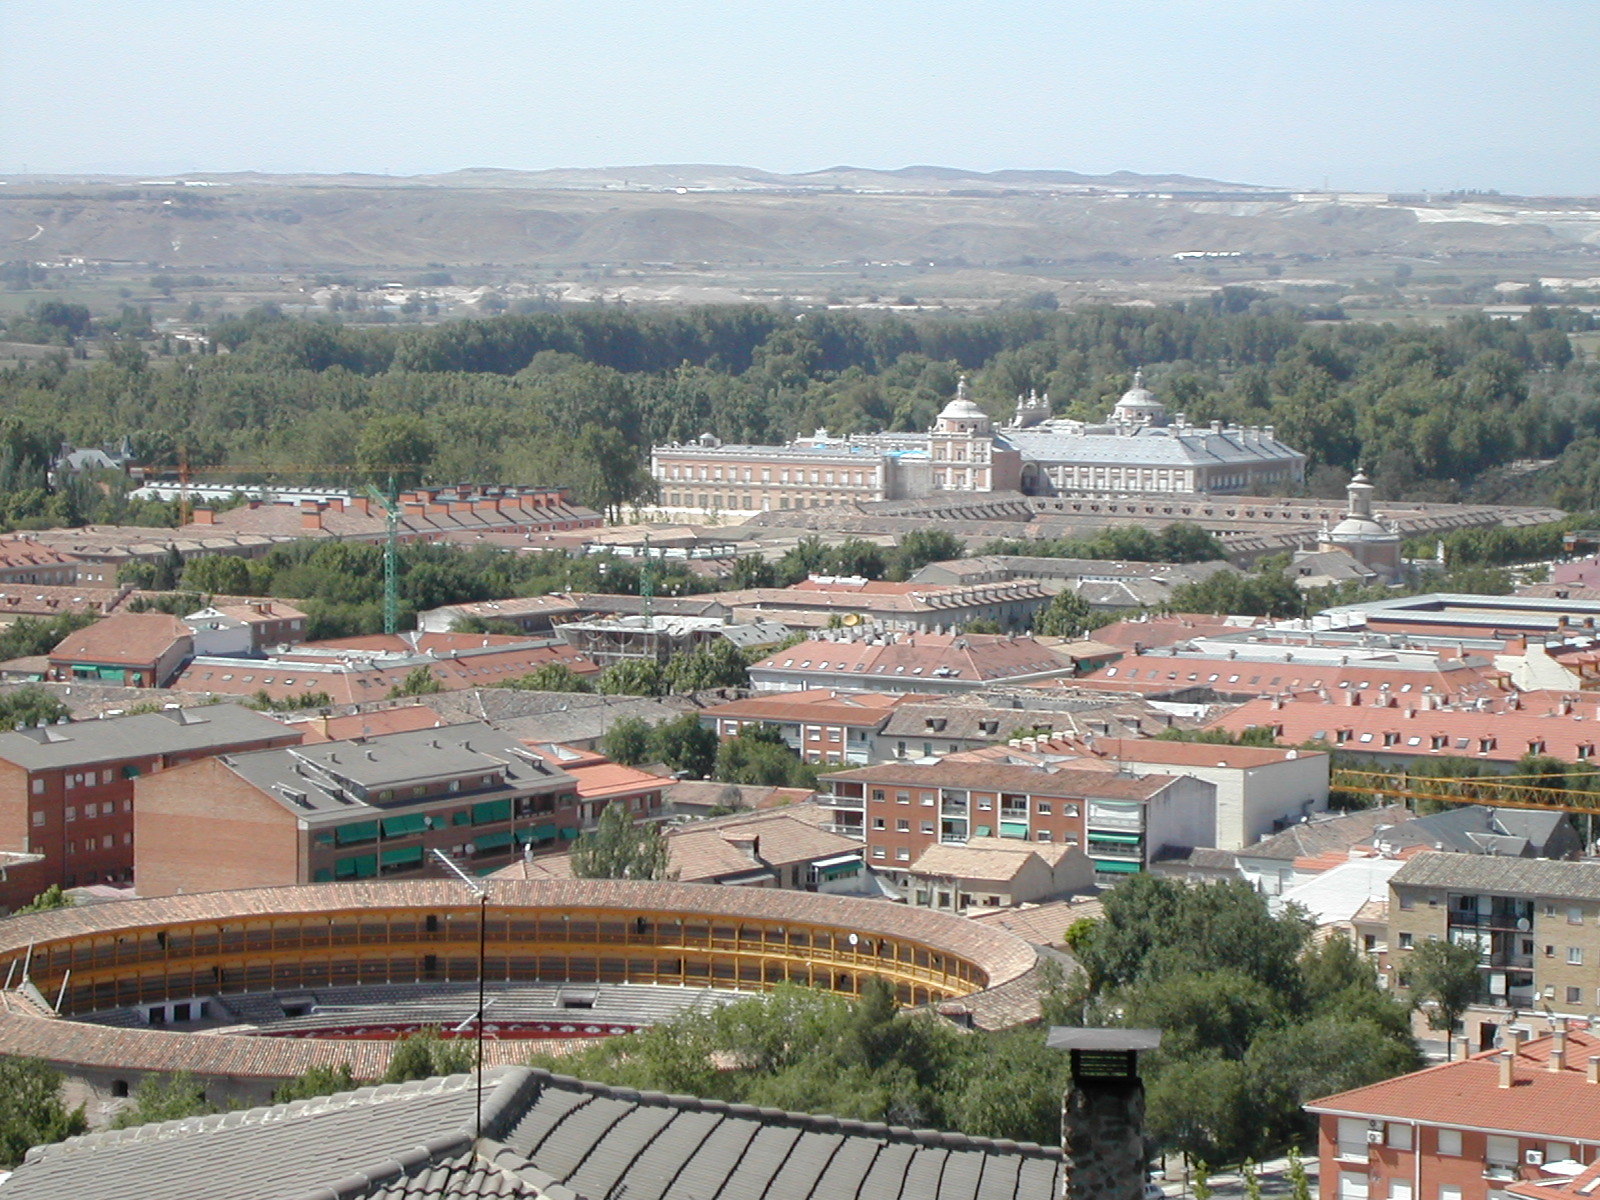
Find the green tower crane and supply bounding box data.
[365,477,401,636]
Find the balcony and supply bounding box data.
[940,802,967,817]
[821,823,865,840]
[1086,813,1144,833]
[818,793,865,810]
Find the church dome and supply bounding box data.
[937,377,989,424]
[1111,369,1167,425]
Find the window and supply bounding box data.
[101,769,112,784]
[30,811,43,827]
[1486,1137,1518,1173]
[921,822,934,835]
[896,819,910,832]
[64,775,76,790]
[896,791,910,804]
[1568,986,1582,1004]
[1548,1144,1574,1165]
[1398,932,1414,950]
[871,847,885,860]
[1437,1130,1462,1157]
[1438,1189,1460,1200]
[872,818,885,830]
[1391,1184,1413,1200]
[1387,1124,1412,1151]
[1398,892,1414,910]
[896,848,910,862]
[1569,947,1584,965]
[1337,1119,1370,1161]
[64,806,76,822]
[30,779,42,795]
[1546,944,1556,958]
[1036,830,1052,841]
[1569,907,1584,925]
[1037,801,1052,815]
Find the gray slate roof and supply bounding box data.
[0,703,293,770]
[1238,805,1410,862]
[2,1066,1064,1200]
[1388,851,1600,902]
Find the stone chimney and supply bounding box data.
[1498,1050,1516,1089]
[1550,1016,1569,1072]
[1048,1028,1161,1200]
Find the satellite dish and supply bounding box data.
[842,613,862,626]
[848,933,859,947]
[1519,918,1531,932]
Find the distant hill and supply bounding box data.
[0,164,1592,271]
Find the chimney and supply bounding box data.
[1550,1017,1569,1072]
[192,506,216,526]
[1587,1055,1599,1085]
[1050,1028,1160,1200]
[1499,1050,1516,1089]
[300,501,323,531]
[348,495,371,517]
[1506,1026,1526,1057]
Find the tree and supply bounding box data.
[596,658,666,697]
[1287,1148,1312,1200]
[0,613,97,662]
[1032,590,1093,638]
[570,801,673,880]
[504,662,593,693]
[12,884,72,915]
[273,1063,356,1103]
[387,665,443,698]
[894,530,964,577]
[181,554,253,595]
[600,716,653,765]
[649,713,719,778]
[714,723,816,788]
[0,687,71,731]
[111,1071,213,1128]
[574,424,654,522]
[356,415,436,489]
[663,640,748,693]
[0,1058,86,1167]
[382,1029,474,1083]
[1409,938,1482,1060]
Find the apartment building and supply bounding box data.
[0,705,302,908]
[1388,854,1600,1023]
[821,759,1213,885]
[699,690,908,765]
[135,723,579,897]
[1309,1025,1600,1200]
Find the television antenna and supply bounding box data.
[432,848,490,1141]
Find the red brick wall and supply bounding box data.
[136,758,303,896]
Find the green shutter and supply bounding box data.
[473,829,514,851]
[1087,832,1142,845]
[312,868,333,883]
[381,845,425,867]
[1000,821,1029,839]
[472,799,512,825]
[335,821,379,846]
[819,861,860,878]
[518,824,559,845]
[1092,859,1142,874]
[121,764,142,779]
[560,827,581,840]
[313,831,335,846]
[974,824,992,837]
[335,854,378,879]
[381,813,428,838]
[452,810,471,826]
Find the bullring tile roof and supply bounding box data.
[3,1065,1065,1200]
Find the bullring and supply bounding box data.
[0,878,1040,1106]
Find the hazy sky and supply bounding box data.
[2,0,1594,193]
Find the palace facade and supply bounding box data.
[649,374,1307,520]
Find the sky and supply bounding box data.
[2,0,1596,194]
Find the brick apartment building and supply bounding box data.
[1388,854,1600,1029]
[0,705,301,909]
[46,612,194,688]
[821,760,1213,885]
[1309,1024,1600,1200]
[135,722,581,896]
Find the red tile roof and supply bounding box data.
[1309,1029,1600,1141]
[699,689,910,727]
[48,612,189,668]
[1213,695,1600,763]
[751,632,1075,685]
[830,759,1177,800]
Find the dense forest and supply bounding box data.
[2,295,1600,527]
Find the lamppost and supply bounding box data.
[432,848,489,1141]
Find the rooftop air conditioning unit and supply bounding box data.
[1526,1151,1545,1167]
